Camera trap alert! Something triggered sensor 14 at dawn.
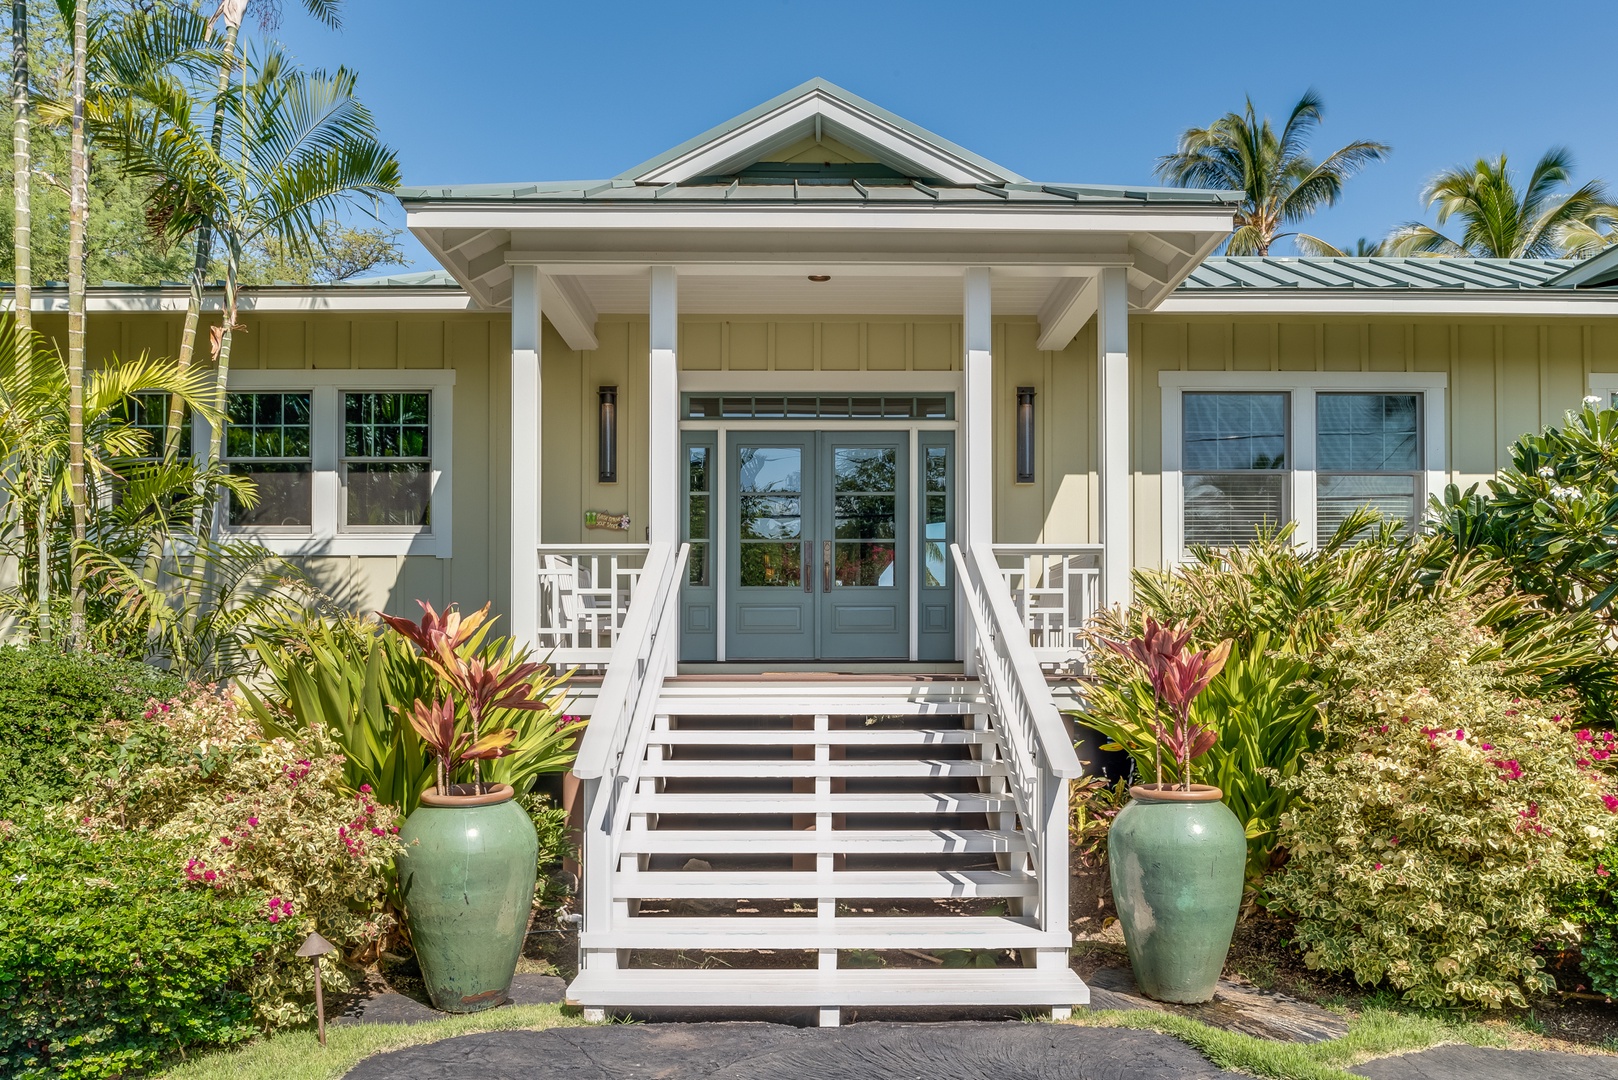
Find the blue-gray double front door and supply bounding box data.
[728,432,910,661]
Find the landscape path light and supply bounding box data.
[297,930,338,1046]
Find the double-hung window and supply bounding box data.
[214,371,454,557]
[1182,392,1288,547]
[1163,372,1445,560]
[225,392,314,528]
[1315,393,1421,543]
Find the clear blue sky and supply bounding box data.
[274,0,1618,274]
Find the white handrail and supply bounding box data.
[953,543,1082,779]
[573,542,685,780]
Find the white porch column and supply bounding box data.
[1096,266,1131,608]
[510,264,542,645]
[648,266,679,546]
[962,266,993,550]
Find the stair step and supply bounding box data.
[566,966,1090,1009]
[617,828,1027,855]
[614,868,1037,899]
[630,791,1018,815]
[640,759,1007,779]
[647,728,993,746]
[653,698,987,717]
[581,915,1062,950]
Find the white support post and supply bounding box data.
[648,267,679,547]
[510,264,542,646]
[1096,267,1131,609]
[962,267,993,550]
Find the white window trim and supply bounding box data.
[198,369,456,559]
[1159,370,1446,566]
[1585,378,1618,407]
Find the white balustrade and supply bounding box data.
[952,543,1083,958]
[988,544,1104,671]
[535,544,651,665]
[572,542,690,979]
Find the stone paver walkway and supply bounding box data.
[343,1021,1245,1079]
[1351,1044,1618,1080]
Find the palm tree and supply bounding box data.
[11,0,30,348]
[65,0,87,640]
[1156,90,1390,256]
[1383,149,1618,259]
[0,314,231,643]
[112,43,398,481]
[163,0,343,456]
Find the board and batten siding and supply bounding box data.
[31,310,513,623]
[1131,314,1618,570]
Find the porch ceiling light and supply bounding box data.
[807,274,831,282]
[598,386,618,484]
[1016,386,1036,484]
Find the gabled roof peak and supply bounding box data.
[616,77,1028,187]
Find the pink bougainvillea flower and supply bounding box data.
[247,816,259,827]
[1373,863,1383,871]
[1578,729,1596,743]
[1600,865,1612,878]
[218,836,233,847]
[360,783,373,794]
[1481,743,1493,750]
[1603,794,1618,813]
[1389,836,1400,845]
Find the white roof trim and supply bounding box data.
[630,87,1012,187]
[24,289,475,313]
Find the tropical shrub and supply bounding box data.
[1557,844,1618,997]
[0,816,279,1080]
[249,603,578,814]
[1271,605,1617,1008]
[1084,631,1322,889]
[0,646,183,814]
[73,690,402,1027]
[1431,402,1618,714]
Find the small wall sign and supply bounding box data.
[585,510,631,531]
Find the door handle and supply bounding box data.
[803,540,812,592]
[823,540,833,592]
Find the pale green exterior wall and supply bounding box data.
[1130,313,1618,570]
[41,306,1618,623]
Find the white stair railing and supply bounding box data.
[988,544,1103,671]
[571,542,690,975]
[536,544,652,665]
[952,543,1083,947]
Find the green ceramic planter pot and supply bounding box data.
[397,783,538,1014]
[1107,784,1245,1004]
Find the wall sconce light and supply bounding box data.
[598,386,618,483]
[1016,386,1036,484]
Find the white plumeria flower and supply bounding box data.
[1550,485,1584,500]
[1538,466,1556,480]
[1586,395,1604,406]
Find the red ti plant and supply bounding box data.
[1103,615,1232,791]
[382,601,557,794]
[403,697,518,795]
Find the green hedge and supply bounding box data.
[0,646,183,814]
[0,819,283,1080]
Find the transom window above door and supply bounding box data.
[1161,372,1446,561]
[684,394,953,420]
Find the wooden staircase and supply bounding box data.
[565,678,1089,1024]
[564,542,1088,1025]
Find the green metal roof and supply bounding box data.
[612,77,1030,185]
[1180,257,1583,291]
[396,78,1241,209]
[1547,245,1618,288]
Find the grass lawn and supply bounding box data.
[157,1004,583,1080]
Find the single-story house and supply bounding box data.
[27,78,1618,1023]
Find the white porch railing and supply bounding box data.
[571,542,690,974]
[536,544,651,665]
[953,543,1084,952]
[989,544,1104,671]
